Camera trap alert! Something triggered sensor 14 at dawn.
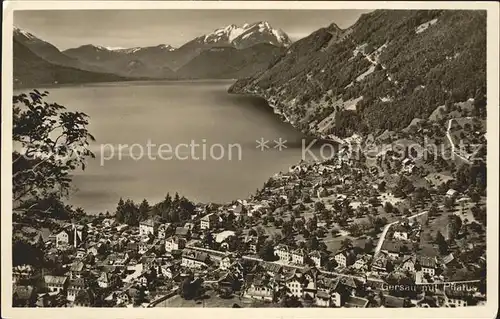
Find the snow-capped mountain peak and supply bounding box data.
[199,21,292,49]
[14,26,40,41]
[92,44,177,54]
[104,46,126,51]
[157,44,176,51]
[92,45,110,51]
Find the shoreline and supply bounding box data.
[16,81,348,216]
[13,78,238,91]
[228,86,353,148]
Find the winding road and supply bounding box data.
[446,119,472,164]
[372,210,429,260]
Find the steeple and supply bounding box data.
[73,224,78,248]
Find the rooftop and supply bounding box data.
[345,296,369,308]
[44,275,68,286]
[383,295,408,308]
[417,256,437,268]
[14,285,35,300]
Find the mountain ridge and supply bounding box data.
[61,21,292,72]
[13,38,129,88]
[14,21,291,84]
[229,10,486,139]
[176,43,285,79]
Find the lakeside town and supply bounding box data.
[12,98,487,308]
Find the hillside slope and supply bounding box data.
[14,27,84,68]
[13,39,127,88]
[176,43,284,79]
[229,10,486,138]
[168,21,291,70]
[63,44,177,79]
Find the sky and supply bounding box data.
[14,10,371,50]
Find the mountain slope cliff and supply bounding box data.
[176,43,284,79]
[229,10,486,138]
[63,44,177,79]
[13,39,127,88]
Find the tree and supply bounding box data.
[324,258,338,271]
[116,199,140,226]
[13,91,95,213]
[138,199,151,221]
[401,207,411,217]
[314,201,326,213]
[331,228,340,237]
[316,228,325,238]
[115,198,126,223]
[307,215,318,232]
[13,239,44,267]
[306,236,320,251]
[469,190,481,203]
[413,187,429,203]
[369,196,381,207]
[472,88,486,118]
[281,295,303,307]
[258,241,276,261]
[218,287,233,299]
[202,232,215,249]
[472,205,486,226]
[349,223,363,237]
[428,204,439,218]
[340,238,353,250]
[435,231,448,255]
[256,226,266,237]
[443,197,455,212]
[274,218,284,228]
[281,221,294,238]
[384,202,394,215]
[393,187,405,198]
[396,176,415,195]
[134,286,146,306]
[271,233,283,245]
[447,215,463,240]
[364,238,375,253]
[378,181,386,192]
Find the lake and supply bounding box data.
[16,80,323,214]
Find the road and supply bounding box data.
[372,210,429,259]
[148,286,179,307]
[373,221,399,256]
[186,234,481,289]
[446,119,472,164]
[241,255,383,283]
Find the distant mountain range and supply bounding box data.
[13,22,291,87]
[13,37,126,88]
[176,44,284,79]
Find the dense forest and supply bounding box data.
[230,10,486,137]
[114,193,196,226]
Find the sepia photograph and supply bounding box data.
[2,1,499,318]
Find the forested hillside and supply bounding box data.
[229,10,486,138]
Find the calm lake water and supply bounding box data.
[16,80,321,214]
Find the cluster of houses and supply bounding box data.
[274,244,323,268]
[240,265,370,308]
[11,149,486,309]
